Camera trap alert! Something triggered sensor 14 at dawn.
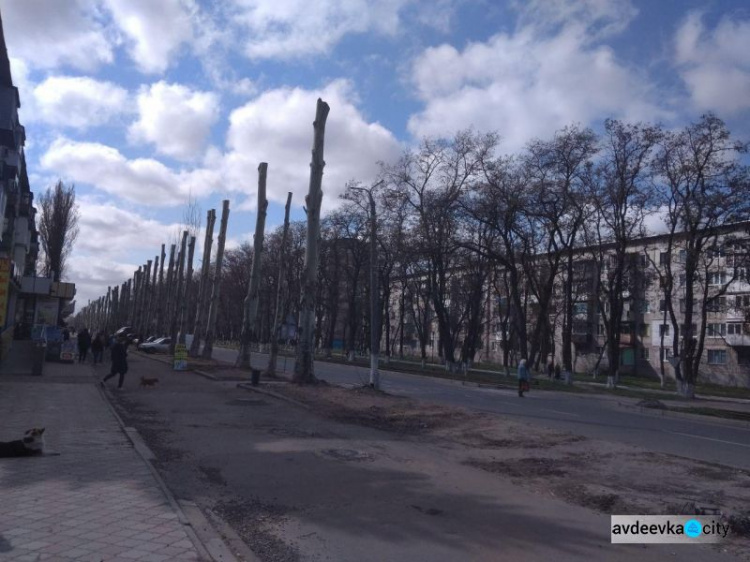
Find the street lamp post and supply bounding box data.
[349,181,383,389]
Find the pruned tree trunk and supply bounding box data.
[163,244,176,336]
[202,200,230,360]
[179,236,196,344]
[189,209,216,357]
[170,231,188,354]
[294,98,330,384]
[155,244,166,335]
[267,192,293,376]
[236,163,269,369]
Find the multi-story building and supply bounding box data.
[0,9,75,362]
[390,222,750,388]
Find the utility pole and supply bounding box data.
[349,180,383,389]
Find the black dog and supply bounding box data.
[0,428,45,458]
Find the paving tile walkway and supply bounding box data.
[0,352,208,562]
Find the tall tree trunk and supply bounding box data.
[155,245,166,335]
[163,245,176,337]
[179,236,196,344]
[267,192,293,376]
[202,200,230,360]
[189,209,216,357]
[294,98,330,384]
[236,163,269,369]
[170,231,188,354]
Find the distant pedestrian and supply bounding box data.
[554,363,561,380]
[547,361,554,380]
[101,336,128,389]
[91,333,104,364]
[77,328,92,363]
[518,358,530,397]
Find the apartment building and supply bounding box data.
[392,222,750,388]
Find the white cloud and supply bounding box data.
[674,12,750,115]
[407,0,663,152]
[230,0,408,60]
[40,138,221,206]
[0,0,114,71]
[223,79,402,209]
[33,76,129,130]
[129,81,220,160]
[76,200,179,255]
[101,0,195,74]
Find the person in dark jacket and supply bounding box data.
[101,336,128,389]
[518,358,530,397]
[91,333,104,364]
[77,328,92,363]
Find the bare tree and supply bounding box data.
[585,119,661,386]
[38,180,79,281]
[294,98,330,384]
[236,163,269,369]
[654,114,750,397]
[267,192,293,376]
[203,200,230,359]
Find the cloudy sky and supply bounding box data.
[1,0,749,308]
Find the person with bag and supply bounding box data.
[100,335,128,389]
[518,358,530,397]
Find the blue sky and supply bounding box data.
[1,0,748,307]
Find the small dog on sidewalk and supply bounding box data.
[139,376,160,388]
[0,428,46,458]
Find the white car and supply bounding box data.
[138,337,171,354]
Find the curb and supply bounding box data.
[95,377,240,562]
[616,400,750,429]
[237,382,312,411]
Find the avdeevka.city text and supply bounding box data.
[612,520,730,538]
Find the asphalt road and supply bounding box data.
[213,347,750,470]
[111,355,742,562]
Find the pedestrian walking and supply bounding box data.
[77,328,92,363]
[547,361,554,380]
[91,333,104,364]
[101,336,128,389]
[554,363,561,380]
[518,358,530,397]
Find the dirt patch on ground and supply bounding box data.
[270,383,475,434]
[213,498,299,562]
[257,381,750,556]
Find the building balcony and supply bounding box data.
[726,334,750,347]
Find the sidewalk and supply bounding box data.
[0,345,215,562]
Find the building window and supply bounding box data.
[660,348,672,362]
[639,324,651,337]
[708,271,727,286]
[639,301,651,314]
[659,324,670,337]
[659,299,667,312]
[573,302,588,315]
[706,297,726,313]
[727,323,743,335]
[707,323,726,337]
[736,295,750,309]
[679,249,687,262]
[659,252,670,266]
[707,350,727,365]
[597,324,605,336]
[641,347,650,360]
[679,273,686,286]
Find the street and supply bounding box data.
[109,354,743,562]
[210,347,750,470]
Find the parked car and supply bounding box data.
[138,337,171,354]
